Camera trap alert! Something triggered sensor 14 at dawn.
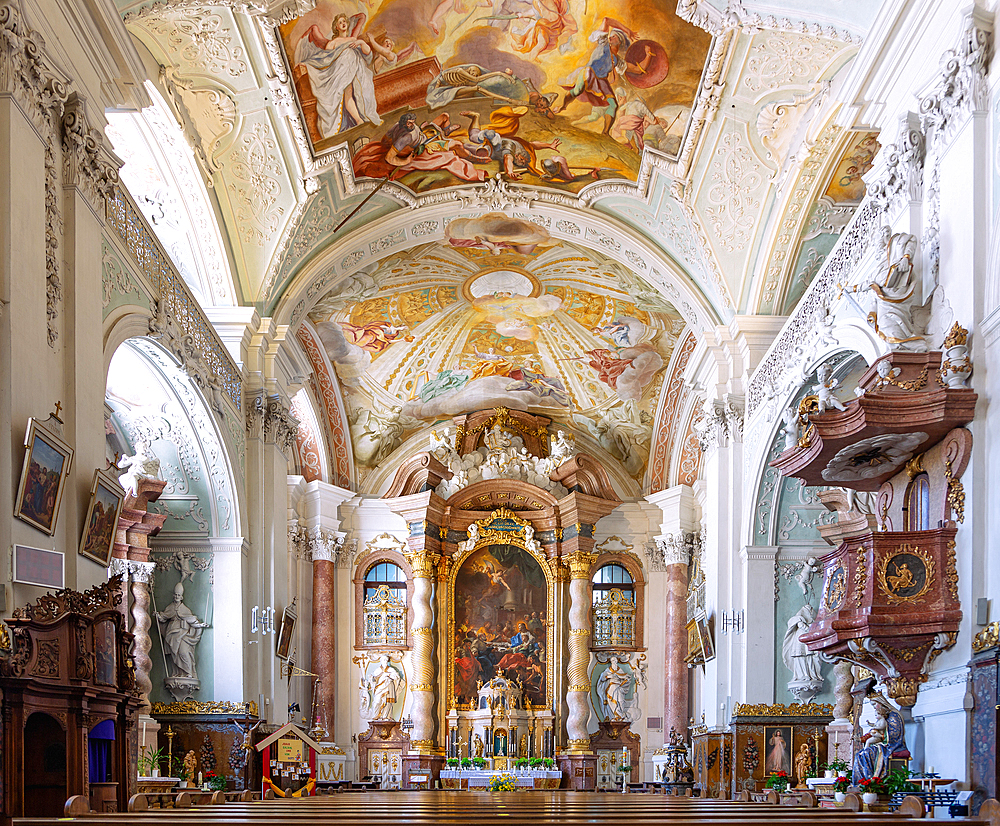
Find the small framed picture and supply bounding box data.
[14,419,74,535]
[697,616,715,663]
[275,604,297,660]
[79,469,126,566]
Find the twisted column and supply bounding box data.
[404,548,440,753]
[565,551,596,752]
[129,561,157,713]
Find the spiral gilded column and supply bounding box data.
[403,548,440,753]
[565,551,596,752]
[129,560,156,713]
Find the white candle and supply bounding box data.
[142,720,146,748]
[198,771,203,786]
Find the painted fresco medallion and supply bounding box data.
[876,545,934,606]
[278,0,713,194]
[452,544,547,707]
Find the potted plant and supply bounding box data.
[461,758,473,770]
[175,763,190,789]
[825,758,849,779]
[857,776,886,805]
[472,757,486,770]
[138,746,166,778]
[205,771,227,792]
[833,771,851,803]
[884,766,918,796]
[446,758,460,769]
[543,758,555,770]
[765,770,790,793]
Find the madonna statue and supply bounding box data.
[853,692,906,781]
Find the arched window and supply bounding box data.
[363,562,407,647]
[903,473,931,531]
[592,564,635,648]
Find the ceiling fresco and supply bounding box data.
[307,214,684,478]
[279,0,713,193]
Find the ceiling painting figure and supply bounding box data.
[280,0,712,194]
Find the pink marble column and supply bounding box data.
[660,535,690,738]
[310,539,337,737]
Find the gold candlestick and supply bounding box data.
[165,725,175,776]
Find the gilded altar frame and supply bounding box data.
[446,507,555,711]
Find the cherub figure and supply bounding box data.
[814,364,847,414]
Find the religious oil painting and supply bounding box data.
[94,618,117,687]
[763,726,792,776]
[14,418,74,536]
[79,469,126,566]
[279,0,713,194]
[452,543,548,707]
[275,604,297,660]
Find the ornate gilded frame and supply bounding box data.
[446,507,554,711]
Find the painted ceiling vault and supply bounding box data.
[109,0,887,491]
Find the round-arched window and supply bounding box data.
[364,562,406,604]
[592,563,634,605]
[363,562,407,647]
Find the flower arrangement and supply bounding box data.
[472,757,486,769]
[857,776,887,796]
[834,771,851,793]
[543,758,555,769]
[138,746,166,777]
[205,771,226,792]
[826,759,849,774]
[446,758,460,768]
[488,772,518,792]
[460,758,473,769]
[529,757,544,769]
[765,770,790,792]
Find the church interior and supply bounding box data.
[1,0,1000,820]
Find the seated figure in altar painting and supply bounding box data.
[853,692,906,782]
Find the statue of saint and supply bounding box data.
[367,654,401,720]
[782,604,823,702]
[117,439,161,498]
[853,693,906,782]
[155,582,209,690]
[597,656,632,721]
[794,742,811,787]
[473,733,484,758]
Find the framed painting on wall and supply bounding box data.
[14,418,74,535]
[79,469,125,566]
[276,604,297,660]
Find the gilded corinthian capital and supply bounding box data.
[404,548,441,578]
[564,551,597,578]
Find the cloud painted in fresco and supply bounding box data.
[315,320,371,386]
[613,346,663,401]
[402,375,565,419]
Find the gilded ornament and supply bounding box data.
[904,454,924,479]
[823,562,847,613]
[403,549,441,578]
[321,746,345,754]
[854,545,868,607]
[796,395,819,448]
[885,676,921,707]
[876,544,934,606]
[732,702,834,717]
[943,321,969,348]
[873,365,929,391]
[409,683,435,692]
[944,458,965,523]
[973,622,1000,653]
[0,621,10,655]
[945,540,959,602]
[150,700,259,716]
[565,551,597,577]
[568,684,591,692]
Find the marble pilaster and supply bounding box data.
[309,529,341,737]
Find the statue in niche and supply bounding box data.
[473,733,484,758]
[596,656,633,722]
[847,231,931,352]
[117,439,161,498]
[155,581,209,699]
[782,603,824,703]
[853,692,906,781]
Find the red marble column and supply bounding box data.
[663,549,689,738]
[311,551,336,737]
